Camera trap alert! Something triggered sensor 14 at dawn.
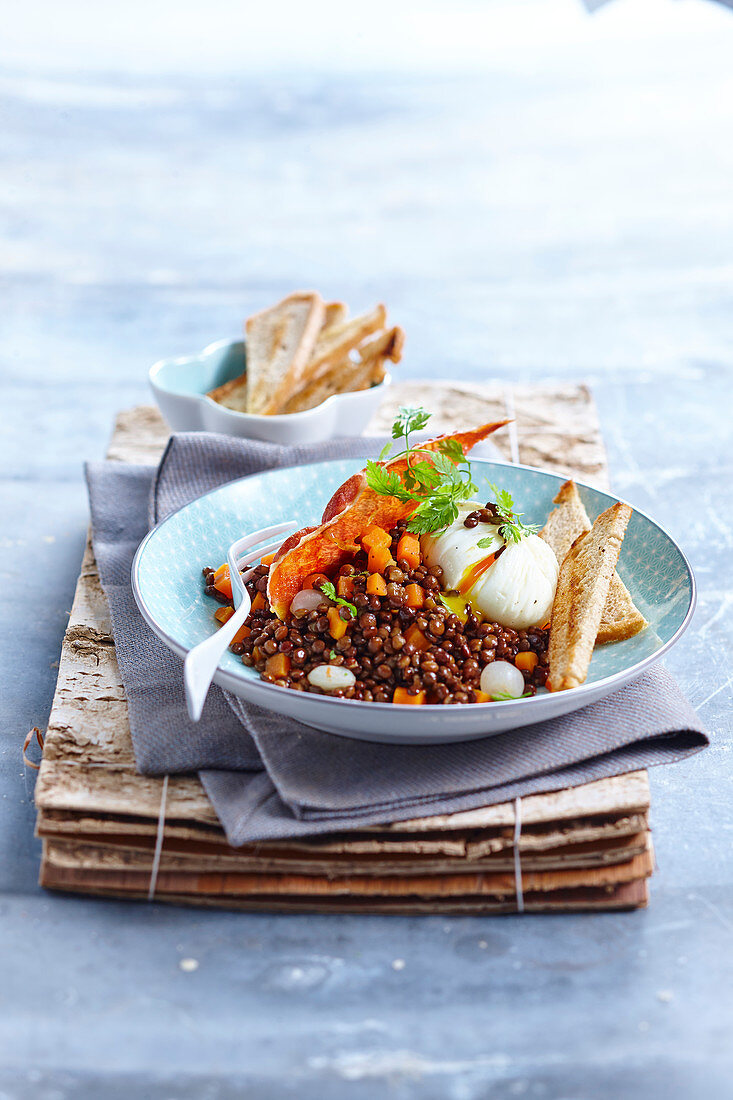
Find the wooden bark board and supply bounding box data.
[35,768,649,842]
[41,840,653,899]
[38,880,649,914]
[41,830,650,877]
[34,385,651,911]
[368,382,608,487]
[36,812,649,863]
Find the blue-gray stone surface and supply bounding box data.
[2,2,732,1096]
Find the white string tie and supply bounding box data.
[148,774,169,902]
[503,388,520,465]
[513,796,524,913]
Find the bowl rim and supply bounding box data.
[131,457,697,717]
[149,336,392,423]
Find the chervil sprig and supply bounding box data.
[366,407,478,534]
[392,405,431,442]
[365,409,537,540]
[483,483,540,544]
[364,461,414,502]
[317,580,357,619]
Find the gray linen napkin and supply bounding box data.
[85,433,708,846]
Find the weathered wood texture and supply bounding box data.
[42,839,653,899]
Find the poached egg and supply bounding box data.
[421,502,558,630]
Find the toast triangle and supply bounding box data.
[548,502,632,691]
[245,291,326,415]
[541,481,646,644]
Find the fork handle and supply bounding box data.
[183,601,250,722]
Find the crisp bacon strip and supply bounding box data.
[267,421,508,619]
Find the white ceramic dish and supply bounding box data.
[131,458,696,745]
[149,337,390,444]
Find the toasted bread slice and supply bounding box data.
[323,301,348,328]
[541,481,646,644]
[206,371,248,411]
[283,325,404,414]
[209,298,347,413]
[244,291,325,415]
[357,324,405,368]
[596,582,647,644]
[282,359,374,414]
[540,481,591,563]
[548,502,632,692]
[305,305,387,384]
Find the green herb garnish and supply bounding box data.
[485,483,540,544]
[392,404,432,442]
[366,406,478,534]
[328,649,337,659]
[491,689,534,701]
[365,407,539,540]
[318,580,357,619]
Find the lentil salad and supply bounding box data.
[203,516,550,706]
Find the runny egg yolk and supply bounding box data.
[456,549,504,596]
[439,592,470,622]
[420,503,559,630]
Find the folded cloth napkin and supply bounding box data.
[86,432,708,845]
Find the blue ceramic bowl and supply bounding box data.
[149,338,391,444]
[132,459,695,744]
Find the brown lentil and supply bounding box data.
[202,521,549,704]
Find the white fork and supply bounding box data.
[183,521,297,721]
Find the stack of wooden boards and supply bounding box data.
[34,384,655,912]
[207,291,404,415]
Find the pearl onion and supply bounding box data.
[480,660,525,700]
[307,665,356,692]
[290,588,329,615]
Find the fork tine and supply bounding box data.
[186,519,299,718]
[235,537,290,570]
[233,521,297,552]
[226,522,297,608]
[239,541,290,581]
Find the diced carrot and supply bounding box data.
[366,573,388,596]
[251,592,267,612]
[473,690,492,704]
[232,623,251,644]
[393,687,427,705]
[260,551,276,566]
[396,533,421,569]
[515,651,539,673]
[337,575,355,598]
[404,583,424,609]
[303,572,331,591]
[213,563,233,600]
[214,606,235,624]
[265,652,291,678]
[328,606,349,639]
[404,624,431,652]
[361,524,392,552]
[367,544,395,574]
